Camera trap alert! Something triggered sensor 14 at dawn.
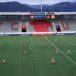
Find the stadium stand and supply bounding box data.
[34,25,48,32]
[53,21,62,32]
[67,21,76,31]
[11,21,18,30]
[0,21,20,32]
[0,21,3,28]
[61,21,69,30]
[28,22,35,32]
[30,20,54,32]
[0,21,76,33]
[60,21,76,31]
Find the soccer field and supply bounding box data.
[0,35,76,76]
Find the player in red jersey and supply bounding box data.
[56,48,58,54]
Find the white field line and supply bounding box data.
[29,43,63,54]
[29,37,76,54]
[54,42,76,52]
[45,37,76,65]
[29,37,62,54]
[29,37,76,55]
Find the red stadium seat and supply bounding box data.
[34,25,48,32]
[11,21,18,30]
[61,22,69,29]
[30,20,53,32]
[0,21,3,28]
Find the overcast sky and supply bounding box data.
[0,0,76,5]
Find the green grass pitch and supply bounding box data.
[0,35,76,76]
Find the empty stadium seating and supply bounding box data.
[61,21,69,30]
[67,21,76,31]
[11,21,18,30]
[30,20,53,32]
[60,21,76,31]
[0,21,20,32]
[34,25,48,32]
[0,20,76,33]
[27,22,35,32]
